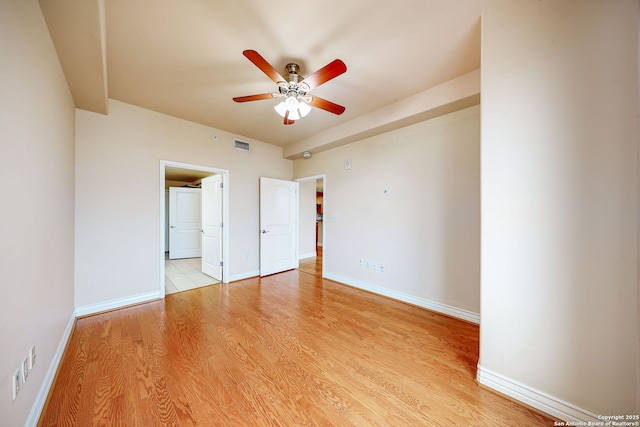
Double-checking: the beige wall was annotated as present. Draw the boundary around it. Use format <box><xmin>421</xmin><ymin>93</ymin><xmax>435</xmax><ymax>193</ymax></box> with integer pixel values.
<box><xmin>480</xmin><ymin>0</ymin><xmax>638</xmax><ymax>417</ymax></box>
<box><xmin>294</xmin><ymin>106</ymin><xmax>481</xmax><ymax>318</ymax></box>
<box><xmin>75</xmin><ymin>100</ymin><xmax>292</xmax><ymax>307</ymax></box>
<box><xmin>5</xmin><ymin>1</ymin><xmax>637</xmax><ymax>424</ymax></box>
<box><xmin>0</xmin><ymin>0</ymin><xmax>76</xmax><ymax>425</ymax></box>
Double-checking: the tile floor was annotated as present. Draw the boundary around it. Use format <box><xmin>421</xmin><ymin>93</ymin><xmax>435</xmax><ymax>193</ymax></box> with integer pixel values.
<box><xmin>165</xmin><ymin>254</ymin><xmax>219</xmax><ymax>295</ymax></box>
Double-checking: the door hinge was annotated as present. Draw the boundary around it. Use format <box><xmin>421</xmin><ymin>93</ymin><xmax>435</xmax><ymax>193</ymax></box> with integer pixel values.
<box><xmin>220</xmin><ymin>222</ymin><xmax>223</xmax><ymax>228</ymax></box>
<box><xmin>220</xmin><ymin>182</ymin><xmax>224</xmax><ymax>189</ymax></box>
<box><xmin>220</xmin><ymin>261</ymin><xmax>224</xmax><ymax>267</ymax></box>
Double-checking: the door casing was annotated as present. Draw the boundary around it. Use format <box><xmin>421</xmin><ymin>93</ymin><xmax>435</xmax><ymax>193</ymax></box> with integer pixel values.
<box><xmin>160</xmin><ymin>160</ymin><xmax>230</xmax><ymax>295</ymax></box>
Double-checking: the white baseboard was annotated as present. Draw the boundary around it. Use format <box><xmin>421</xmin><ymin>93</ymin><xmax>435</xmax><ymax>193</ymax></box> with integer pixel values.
<box><xmin>25</xmin><ymin>308</ymin><xmax>76</xmax><ymax>427</ymax></box>
<box><xmin>476</xmin><ymin>365</ymin><xmax>599</xmax><ymax>422</ymax></box>
<box><xmin>323</xmin><ymin>272</ymin><xmax>480</xmax><ymax>324</ymax></box>
<box><xmin>227</xmin><ymin>270</ymin><xmax>260</xmax><ymax>283</ymax></box>
<box><xmin>299</xmin><ymin>252</ymin><xmax>317</xmax><ymax>260</ymax></box>
<box><xmin>75</xmin><ymin>290</ymin><xmax>163</xmax><ymax>317</ymax></box>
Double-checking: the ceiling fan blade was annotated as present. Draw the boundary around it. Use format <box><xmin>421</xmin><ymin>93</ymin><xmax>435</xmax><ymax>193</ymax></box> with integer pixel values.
<box><xmin>299</xmin><ymin>59</ymin><xmax>347</xmax><ymax>91</ymax></box>
<box><xmin>243</xmin><ymin>50</ymin><xmax>286</xmax><ymax>84</ymax></box>
<box><xmin>309</xmin><ymin>96</ymin><xmax>346</xmax><ymax>115</ymax></box>
<box><xmin>233</xmin><ymin>93</ymin><xmax>275</xmax><ymax>103</ymax></box>
<box><xmin>284</xmin><ymin>111</ymin><xmax>295</xmax><ymax>125</ymax></box>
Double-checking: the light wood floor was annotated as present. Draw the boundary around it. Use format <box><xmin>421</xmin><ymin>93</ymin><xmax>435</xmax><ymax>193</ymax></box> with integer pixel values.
<box><xmin>298</xmin><ymin>246</ymin><xmax>322</xmax><ymax>277</ymax></box>
<box><xmin>39</xmin><ymin>271</ymin><xmax>558</xmax><ymax>426</ymax></box>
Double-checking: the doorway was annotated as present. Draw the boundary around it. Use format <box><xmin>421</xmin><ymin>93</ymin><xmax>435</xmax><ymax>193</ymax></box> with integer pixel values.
<box><xmin>295</xmin><ymin>174</ymin><xmax>325</xmax><ymax>278</ymax></box>
<box><xmin>160</xmin><ymin>160</ymin><xmax>230</xmax><ymax>296</ymax></box>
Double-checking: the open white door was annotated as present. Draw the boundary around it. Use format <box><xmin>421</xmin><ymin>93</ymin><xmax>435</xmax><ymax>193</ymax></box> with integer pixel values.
<box><xmin>169</xmin><ymin>187</ymin><xmax>202</xmax><ymax>259</ymax></box>
<box><xmin>201</xmin><ymin>175</ymin><xmax>223</xmax><ymax>281</ymax></box>
<box><xmin>260</xmin><ymin>177</ymin><xmax>299</xmax><ymax>276</ymax></box>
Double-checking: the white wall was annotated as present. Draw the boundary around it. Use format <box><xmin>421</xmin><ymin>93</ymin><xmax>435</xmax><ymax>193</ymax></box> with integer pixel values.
<box><xmin>0</xmin><ymin>0</ymin><xmax>76</xmax><ymax>425</ymax></box>
<box><xmin>294</xmin><ymin>106</ymin><xmax>481</xmax><ymax>320</ymax></box>
<box><xmin>298</xmin><ymin>179</ymin><xmax>318</xmax><ymax>258</ymax></box>
<box><xmin>75</xmin><ymin>100</ymin><xmax>292</xmax><ymax>307</ymax></box>
<box><xmin>480</xmin><ymin>0</ymin><xmax>638</xmax><ymax>418</ymax></box>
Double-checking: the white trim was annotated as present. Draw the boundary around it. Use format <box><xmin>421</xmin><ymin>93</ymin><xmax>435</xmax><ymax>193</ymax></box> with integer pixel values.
<box><xmin>75</xmin><ymin>290</ymin><xmax>162</xmax><ymax>317</ymax></box>
<box><xmin>323</xmin><ymin>272</ymin><xmax>480</xmax><ymax>324</ymax></box>
<box><xmin>476</xmin><ymin>365</ymin><xmax>599</xmax><ymax>422</ymax></box>
<box><xmin>299</xmin><ymin>252</ymin><xmax>317</xmax><ymax>260</ymax></box>
<box><xmin>25</xmin><ymin>309</ymin><xmax>76</xmax><ymax>427</ymax></box>
<box><xmin>227</xmin><ymin>270</ymin><xmax>260</xmax><ymax>283</ymax></box>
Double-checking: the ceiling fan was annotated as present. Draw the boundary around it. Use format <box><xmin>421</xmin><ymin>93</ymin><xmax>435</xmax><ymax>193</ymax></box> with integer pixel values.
<box><xmin>233</xmin><ymin>50</ymin><xmax>347</xmax><ymax>125</ymax></box>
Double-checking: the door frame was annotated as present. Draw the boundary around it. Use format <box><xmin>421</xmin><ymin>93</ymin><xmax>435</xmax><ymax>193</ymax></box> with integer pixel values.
<box><xmin>294</xmin><ymin>174</ymin><xmax>326</xmax><ymax>278</ymax></box>
<box><xmin>160</xmin><ymin>160</ymin><xmax>230</xmax><ymax>296</ymax></box>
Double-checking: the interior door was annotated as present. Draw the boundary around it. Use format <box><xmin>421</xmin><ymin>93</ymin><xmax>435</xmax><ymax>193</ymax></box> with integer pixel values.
<box><xmin>260</xmin><ymin>177</ymin><xmax>299</xmax><ymax>276</ymax></box>
<box><xmin>201</xmin><ymin>174</ymin><xmax>223</xmax><ymax>280</ymax></box>
<box><xmin>169</xmin><ymin>187</ymin><xmax>202</xmax><ymax>259</ymax></box>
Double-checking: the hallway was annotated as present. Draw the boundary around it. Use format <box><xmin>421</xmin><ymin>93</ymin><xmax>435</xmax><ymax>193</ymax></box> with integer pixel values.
<box><xmin>298</xmin><ymin>246</ymin><xmax>322</xmax><ymax>277</ymax></box>
<box><xmin>165</xmin><ymin>255</ymin><xmax>219</xmax><ymax>294</ymax></box>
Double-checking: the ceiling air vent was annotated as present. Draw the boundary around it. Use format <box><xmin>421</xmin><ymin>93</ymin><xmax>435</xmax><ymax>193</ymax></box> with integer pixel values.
<box><xmin>233</xmin><ymin>139</ymin><xmax>250</xmax><ymax>152</ymax></box>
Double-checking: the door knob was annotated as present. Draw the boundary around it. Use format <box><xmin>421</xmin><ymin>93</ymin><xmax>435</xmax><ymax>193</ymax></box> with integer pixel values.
<box><xmin>170</xmin><ymin>225</ymin><xmax>176</xmax><ymax>228</ymax></box>
<box><xmin>261</xmin><ymin>230</ymin><xmax>269</xmax><ymax>234</ymax></box>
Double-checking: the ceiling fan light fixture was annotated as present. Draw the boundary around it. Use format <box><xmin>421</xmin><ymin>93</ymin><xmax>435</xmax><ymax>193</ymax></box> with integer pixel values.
<box><xmin>288</xmin><ymin>109</ymin><xmax>301</xmax><ymax>120</ymax></box>
<box><xmin>274</xmin><ymin>101</ymin><xmax>287</xmax><ymax>117</ymax></box>
<box><xmin>298</xmin><ymin>101</ymin><xmax>311</xmax><ymax>117</ymax></box>
<box><xmin>274</xmin><ymin>96</ymin><xmax>310</xmax><ymax>121</ymax></box>
<box><xmin>284</xmin><ymin>96</ymin><xmax>299</xmax><ymax>112</ymax></box>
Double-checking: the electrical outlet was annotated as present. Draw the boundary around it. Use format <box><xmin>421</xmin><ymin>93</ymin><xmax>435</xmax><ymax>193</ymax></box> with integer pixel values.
<box><xmin>12</xmin><ymin>369</ymin><xmax>20</xmax><ymax>399</ymax></box>
<box><xmin>21</xmin><ymin>357</ymin><xmax>29</xmax><ymax>383</ymax></box>
<box><xmin>359</xmin><ymin>259</ymin><xmax>363</xmax><ymax>267</ymax></box>
<box><xmin>372</xmin><ymin>263</ymin><xmax>378</xmax><ymax>271</ymax></box>
<box><xmin>380</xmin><ymin>264</ymin><xmax>385</xmax><ymax>273</ymax></box>
<box><xmin>29</xmin><ymin>346</ymin><xmax>36</xmax><ymax>370</ymax></box>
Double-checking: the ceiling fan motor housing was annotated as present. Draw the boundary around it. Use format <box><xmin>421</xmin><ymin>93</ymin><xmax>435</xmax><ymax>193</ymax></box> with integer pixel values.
<box><xmin>279</xmin><ymin>63</ymin><xmax>307</xmax><ymax>99</ymax></box>
<box><xmin>285</xmin><ymin>63</ymin><xmax>301</xmax><ymax>83</ymax></box>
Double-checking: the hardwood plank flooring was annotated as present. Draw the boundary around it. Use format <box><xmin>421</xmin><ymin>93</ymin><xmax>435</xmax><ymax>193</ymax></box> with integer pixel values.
<box><xmin>39</xmin><ymin>271</ymin><xmax>559</xmax><ymax>426</ymax></box>
<box><xmin>298</xmin><ymin>246</ymin><xmax>322</xmax><ymax>277</ymax></box>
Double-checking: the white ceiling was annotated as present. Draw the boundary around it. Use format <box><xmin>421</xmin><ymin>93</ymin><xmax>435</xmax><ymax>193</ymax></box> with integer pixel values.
<box><xmin>40</xmin><ymin>0</ymin><xmax>499</xmax><ymax>157</ymax></box>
